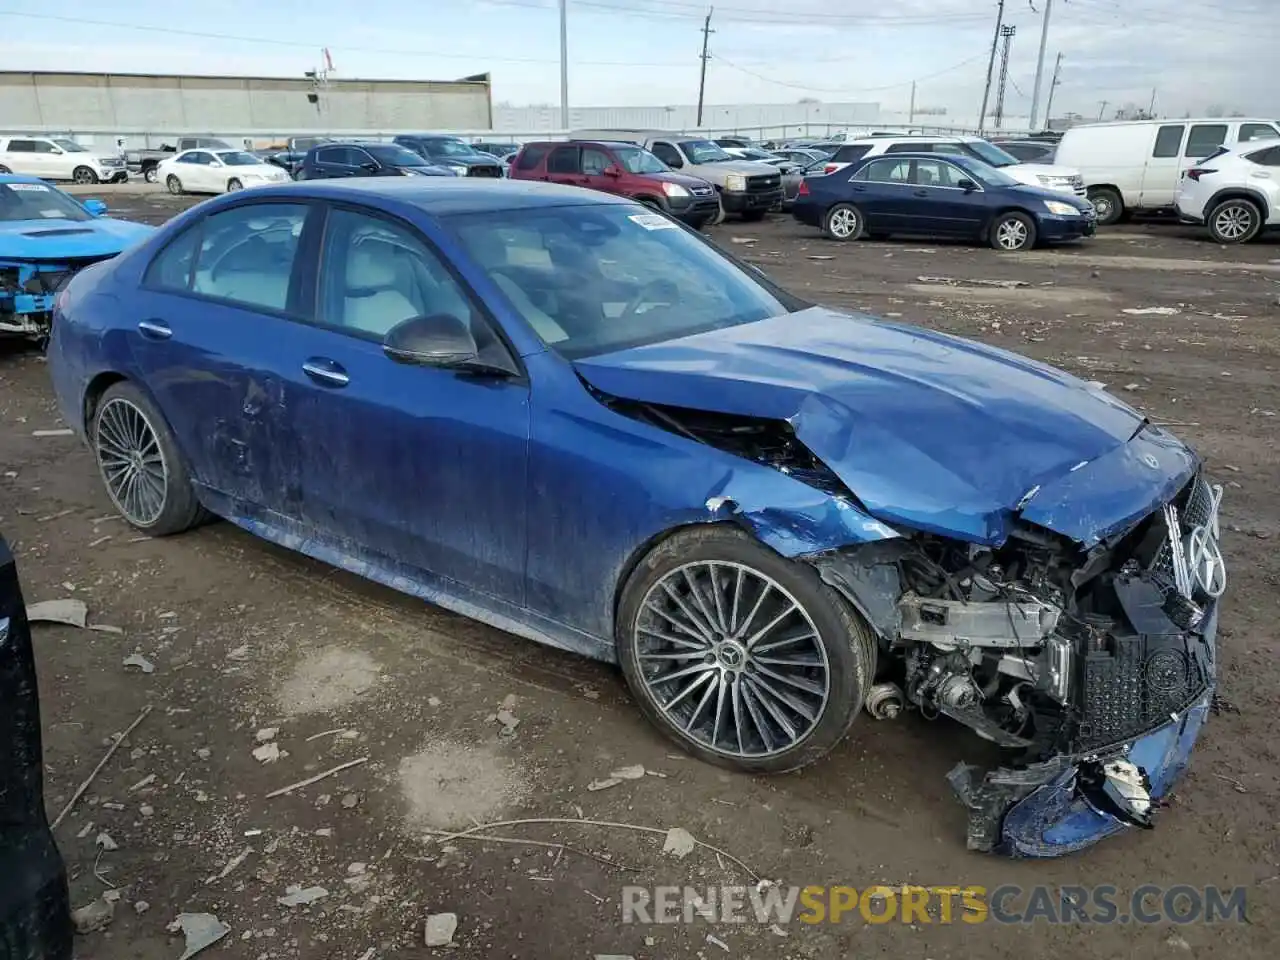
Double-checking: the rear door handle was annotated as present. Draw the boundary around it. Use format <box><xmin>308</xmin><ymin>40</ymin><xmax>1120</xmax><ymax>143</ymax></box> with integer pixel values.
<box><xmin>137</xmin><ymin>319</ymin><xmax>172</xmax><ymax>340</ymax></box>
<box><xmin>302</xmin><ymin>357</ymin><xmax>349</xmax><ymax>388</ymax></box>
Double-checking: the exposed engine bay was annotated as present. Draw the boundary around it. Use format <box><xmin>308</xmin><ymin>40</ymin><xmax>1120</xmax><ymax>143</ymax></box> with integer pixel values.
<box><xmin>604</xmin><ymin>395</ymin><xmax>1226</xmax><ymax>855</ymax></box>
<box><xmin>0</xmin><ymin>257</ymin><xmax>105</xmax><ymax>337</ymax></box>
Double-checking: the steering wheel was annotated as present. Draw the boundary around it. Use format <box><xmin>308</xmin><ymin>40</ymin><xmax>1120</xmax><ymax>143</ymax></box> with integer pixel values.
<box><xmin>619</xmin><ymin>278</ymin><xmax>680</xmax><ymax>321</ymax></box>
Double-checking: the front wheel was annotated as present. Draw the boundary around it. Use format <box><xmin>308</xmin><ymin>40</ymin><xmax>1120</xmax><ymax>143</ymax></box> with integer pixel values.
<box><xmin>143</xmin><ymin>166</ymin><xmax>158</xmax><ymax>184</ymax></box>
<box><xmin>1206</xmin><ymin>198</ymin><xmax>1262</xmax><ymax>244</ymax></box>
<box><xmin>92</xmin><ymin>382</ymin><xmax>206</xmax><ymax>535</ymax></box>
<box><xmin>226</xmin><ymin>178</ymin><xmax>244</xmax><ymax>192</ymax></box>
<box><xmin>72</xmin><ymin>166</ymin><xmax>99</xmax><ymax>185</ymax></box>
<box><xmin>0</xmin><ymin>164</ymin><xmax>11</xmax><ymax>174</ymax></box>
<box><xmin>990</xmin><ymin>211</ymin><xmax>1037</xmax><ymax>251</ymax></box>
<box><xmin>822</xmin><ymin>202</ymin><xmax>863</xmax><ymax>241</ymax></box>
<box><xmin>1088</xmin><ymin>186</ymin><xmax>1124</xmax><ymax>226</ymax></box>
<box><xmin>166</xmin><ymin>175</ymin><xmax>183</xmax><ymax>195</ymax></box>
<box><xmin>616</xmin><ymin>526</ymin><xmax>874</xmax><ymax>773</ymax></box>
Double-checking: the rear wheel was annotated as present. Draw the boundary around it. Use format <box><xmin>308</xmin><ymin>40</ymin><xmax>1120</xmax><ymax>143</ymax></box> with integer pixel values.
<box><xmin>616</xmin><ymin>526</ymin><xmax>874</xmax><ymax>773</ymax></box>
<box><xmin>72</xmin><ymin>166</ymin><xmax>99</xmax><ymax>185</ymax></box>
<box><xmin>1206</xmin><ymin>197</ymin><xmax>1262</xmax><ymax>244</ymax></box>
<box><xmin>166</xmin><ymin>175</ymin><xmax>183</xmax><ymax>195</ymax></box>
<box><xmin>822</xmin><ymin>202</ymin><xmax>863</xmax><ymax>241</ymax></box>
<box><xmin>226</xmin><ymin>178</ymin><xmax>244</xmax><ymax>192</ymax></box>
<box><xmin>92</xmin><ymin>382</ymin><xmax>206</xmax><ymax>536</ymax></box>
<box><xmin>143</xmin><ymin>165</ymin><xmax>159</xmax><ymax>184</ymax></box>
<box><xmin>1088</xmin><ymin>186</ymin><xmax>1124</xmax><ymax>226</ymax></box>
<box><xmin>990</xmin><ymin>211</ymin><xmax>1037</xmax><ymax>251</ymax></box>
<box><xmin>0</xmin><ymin>164</ymin><xmax>10</xmax><ymax>174</ymax></box>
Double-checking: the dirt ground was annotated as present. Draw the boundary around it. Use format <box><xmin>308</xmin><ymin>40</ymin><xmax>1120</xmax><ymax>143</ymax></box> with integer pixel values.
<box><xmin>3</xmin><ymin>186</ymin><xmax>1279</xmax><ymax>959</ymax></box>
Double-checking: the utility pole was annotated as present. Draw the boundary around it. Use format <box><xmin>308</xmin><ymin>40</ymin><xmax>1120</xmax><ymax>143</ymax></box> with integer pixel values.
<box><xmin>909</xmin><ymin>81</ymin><xmax>916</xmax><ymax>125</ymax></box>
<box><xmin>1043</xmin><ymin>52</ymin><xmax>1063</xmax><ymax>127</ymax></box>
<box><xmin>1097</xmin><ymin>100</ymin><xmax>1109</xmax><ymax>120</ymax></box>
<box><xmin>1028</xmin><ymin>0</ymin><xmax>1054</xmax><ymax>130</ymax></box>
<box><xmin>559</xmin><ymin>0</ymin><xmax>569</xmax><ymax>129</ymax></box>
<box><xmin>1147</xmin><ymin>87</ymin><xmax>1157</xmax><ymax>117</ymax></box>
<box><xmin>993</xmin><ymin>25</ymin><xmax>1016</xmax><ymax>130</ymax></box>
<box><xmin>978</xmin><ymin>0</ymin><xmax>1006</xmax><ymax>135</ymax></box>
<box><xmin>696</xmin><ymin>7</ymin><xmax>714</xmax><ymax>128</ymax></box>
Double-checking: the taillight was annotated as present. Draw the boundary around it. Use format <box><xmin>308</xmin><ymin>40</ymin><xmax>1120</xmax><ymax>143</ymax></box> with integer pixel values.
<box><xmin>823</xmin><ymin>164</ymin><xmax>838</xmax><ymax>175</ymax></box>
<box><xmin>797</xmin><ymin>179</ymin><xmax>810</xmax><ymax>196</ymax></box>
<box><xmin>1186</xmin><ymin>168</ymin><xmax>1217</xmax><ymax>181</ymax></box>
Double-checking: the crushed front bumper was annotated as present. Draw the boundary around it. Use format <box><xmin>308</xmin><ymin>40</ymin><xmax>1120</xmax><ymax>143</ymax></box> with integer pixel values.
<box><xmin>951</xmin><ymin>604</ymin><xmax>1217</xmax><ymax>858</ymax></box>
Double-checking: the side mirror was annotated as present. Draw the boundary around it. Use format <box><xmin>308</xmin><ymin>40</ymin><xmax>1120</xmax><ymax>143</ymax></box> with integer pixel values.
<box><xmin>957</xmin><ymin>178</ymin><xmax>978</xmax><ymax>192</ymax></box>
<box><xmin>384</xmin><ymin>314</ymin><xmax>479</xmax><ymax>368</ymax></box>
<box><xmin>209</xmin><ymin>160</ymin><xmax>224</xmax><ymax>168</ymax></box>
<box><xmin>361</xmin><ymin>161</ymin><xmax>379</xmax><ymax>172</ymax></box>
<box><xmin>82</xmin><ymin>198</ymin><xmax>108</xmax><ymax>216</ymax></box>
<box><xmin>603</xmin><ymin>164</ymin><xmax>623</xmax><ymax>177</ymax></box>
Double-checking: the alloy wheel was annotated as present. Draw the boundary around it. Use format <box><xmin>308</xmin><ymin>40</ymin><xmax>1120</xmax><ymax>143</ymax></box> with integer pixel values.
<box><xmin>73</xmin><ymin>167</ymin><xmax>96</xmax><ymax>185</ymax></box>
<box><xmin>996</xmin><ymin>218</ymin><xmax>1030</xmax><ymax>250</ymax></box>
<box><xmin>631</xmin><ymin>561</ymin><xmax>831</xmax><ymax>760</ymax></box>
<box><xmin>827</xmin><ymin>207</ymin><xmax>859</xmax><ymax>239</ymax></box>
<box><xmin>96</xmin><ymin>397</ymin><xmax>169</xmax><ymax>527</ymax></box>
<box><xmin>1212</xmin><ymin>203</ymin><xmax>1254</xmax><ymax>242</ymax></box>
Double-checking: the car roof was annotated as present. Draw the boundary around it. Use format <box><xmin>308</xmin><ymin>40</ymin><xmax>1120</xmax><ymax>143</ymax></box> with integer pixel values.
<box><xmin>847</xmin><ymin>135</ymin><xmax>971</xmax><ymax>145</ymax></box>
<box><xmin>564</xmin><ymin>140</ymin><xmax>639</xmax><ymax>148</ymax></box>
<box><xmin>849</xmin><ymin>152</ymin><xmax>985</xmax><ymax>167</ymax></box>
<box><xmin>243</xmin><ymin>177</ymin><xmax>632</xmax><ymax>215</ymax></box>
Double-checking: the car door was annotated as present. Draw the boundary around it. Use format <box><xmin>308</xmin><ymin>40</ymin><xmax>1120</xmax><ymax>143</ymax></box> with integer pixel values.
<box><xmin>648</xmin><ymin>141</ymin><xmax>686</xmax><ymax>171</ymax></box>
<box><xmin>31</xmin><ymin>140</ymin><xmax>68</xmax><ymax>179</ymax></box>
<box><xmin>180</xmin><ymin>151</ymin><xmax>217</xmax><ymax>192</ymax></box>
<box><xmin>278</xmin><ymin>204</ymin><xmax>530</xmax><ymax>603</ymax></box>
<box><xmin>545</xmin><ymin>145</ymin><xmax>587</xmax><ymax>187</ymax></box>
<box><xmin>850</xmin><ymin>157</ymin><xmax>915</xmax><ymax>232</ymax></box>
<box><xmin>1138</xmin><ymin>123</ymin><xmax>1186</xmax><ymax>208</ymax></box>
<box><xmin>128</xmin><ymin>200</ymin><xmax>316</xmax><ymax>518</ymax></box>
<box><xmin>348</xmin><ymin>147</ymin><xmax>385</xmax><ymax>178</ymax></box>
<box><xmin>910</xmin><ymin>159</ymin><xmax>988</xmax><ymax>236</ymax></box>
<box><xmin>578</xmin><ymin>146</ymin><xmax>617</xmax><ymax>194</ymax></box>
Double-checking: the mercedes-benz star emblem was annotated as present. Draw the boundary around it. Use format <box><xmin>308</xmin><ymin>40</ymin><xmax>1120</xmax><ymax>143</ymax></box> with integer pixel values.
<box><xmin>1142</xmin><ymin>453</ymin><xmax>1160</xmax><ymax>470</ymax></box>
<box><xmin>1185</xmin><ymin>526</ymin><xmax>1227</xmax><ymax>598</ymax></box>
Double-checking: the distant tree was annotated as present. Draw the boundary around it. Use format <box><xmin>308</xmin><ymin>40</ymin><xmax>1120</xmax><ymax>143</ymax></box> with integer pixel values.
<box><xmin>1206</xmin><ymin>104</ymin><xmax>1225</xmax><ymax>117</ymax></box>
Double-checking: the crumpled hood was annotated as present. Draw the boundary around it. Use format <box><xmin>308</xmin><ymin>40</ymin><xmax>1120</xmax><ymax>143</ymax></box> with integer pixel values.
<box><xmin>0</xmin><ymin>217</ymin><xmax>155</xmax><ymax>260</ymax></box>
<box><xmin>575</xmin><ymin>307</ymin><xmax>1196</xmax><ymax>546</ymax></box>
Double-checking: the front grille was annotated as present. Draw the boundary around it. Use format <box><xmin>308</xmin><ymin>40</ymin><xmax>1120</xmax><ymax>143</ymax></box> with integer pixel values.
<box><xmin>747</xmin><ymin>174</ymin><xmax>781</xmax><ymax>192</ymax></box>
<box><xmin>691</xmin><ymin>185</ymin><xmax>714</xmax><ymax>197</ymax></box>
<box><xmin>467</xmin><ymin>165</ymin><xmax>503</xmax><ymax>178</ymax></box>
<box><xmin>1151</xmin><ymin>475</ymin><xmax>1214</xmax><ymax>582</ymax></box>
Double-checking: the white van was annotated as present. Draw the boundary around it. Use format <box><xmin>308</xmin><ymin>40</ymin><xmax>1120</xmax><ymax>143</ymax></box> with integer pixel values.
<box><xmin>1055</xmin><ymin>118</ymin><xmax>1280</xmax><ymax>224</ymax></box>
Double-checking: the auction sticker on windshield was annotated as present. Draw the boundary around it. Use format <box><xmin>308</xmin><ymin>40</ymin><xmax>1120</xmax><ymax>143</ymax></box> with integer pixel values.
<box><xmin>629</xmin><ymin>213</ymin><xmax>677</xmax><ymax>230</ymax></box>
<box><xmin>6</xmin><ymin>183</ymin><xmax>50</xmax><ymax>192</ymax></box>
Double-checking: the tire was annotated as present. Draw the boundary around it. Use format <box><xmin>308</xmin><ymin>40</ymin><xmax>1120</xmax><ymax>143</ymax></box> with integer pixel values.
<box><xmin>822</xmin><ymin>202</ymin><xmax>863</xmax><ymax>241</ymax></box>
<box><xmin>72</xmin><ymin>166</ymin><xmax>99</xmax><ymax>185</ymax></box>
<box><xmin>226</xmin><ymin>178</ymin><xmax>244</xmax><ymax>192</ymax></box>
<box><xmin>616</xmin><ymin>525</ymin><xmax>875</xmax><ymax>774</ymax></box>
<box><xmin>91</xmin><ymin>381</ymin><xmax>207</xmax><ymax>536</ymax></box>
<box><xmin>1088</xmin><ymin>186</ymin><xmax>1124</xmax><ymax>226</ymax></box>
<box><xmin>1206</xmin><ymin>197</ymin><xmax>1262</xmax><ymax>244</ymax></box>
<box><xmin>0</xmin><ymin>164</ymin><xmax>10</xmax><ymax>174</ymax></box>
<box><xmin>990</xmin><ymin>211</ymin><xmax>1037</xmax><ymax>251</ymax></box>
<box><xmin>166</xmin><ymin>175</ymin><xmax>184</xmax><ymax>196</ymax></box>
<box><xmin>741</xmin><ymin>209</ymin><xmax>767</xmax><ymax>222</ymax></box>
<box><xmin>143</xmin><ymin>166</ymin><xmax>158</xmax><ymax>184</ymax></box>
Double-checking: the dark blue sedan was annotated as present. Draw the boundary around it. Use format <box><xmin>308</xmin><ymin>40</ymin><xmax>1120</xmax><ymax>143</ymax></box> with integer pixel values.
<box><xmin>793</xmin><ymin>152</ymin><xmax>1096</xmax><ymax>250</ymax></box>
<box><xmin>46</xmin><ymin>179</ymin><xmax>1223</xmax><ymax>857</ymax></box>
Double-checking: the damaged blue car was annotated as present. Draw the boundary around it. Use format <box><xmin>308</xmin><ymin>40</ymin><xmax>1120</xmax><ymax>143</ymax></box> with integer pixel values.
<box><xmin>1</xmin><ymin>174</ymin><xmax>154</xmax><ymax>338</ymax></box>
<box><xmin>44</xmin><ymin>179</ymin><xmax>1227</xmax><ymax>857</ymax></box>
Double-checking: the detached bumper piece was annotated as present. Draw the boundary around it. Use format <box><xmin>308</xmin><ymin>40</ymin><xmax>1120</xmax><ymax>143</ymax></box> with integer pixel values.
<box><xmin>1</xmin><ymin>257</ymin><xmax>107</xmax><ymax>336</ymax></box>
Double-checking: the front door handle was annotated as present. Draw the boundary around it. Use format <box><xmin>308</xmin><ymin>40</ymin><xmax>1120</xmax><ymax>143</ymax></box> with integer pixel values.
<box><xmin>137</xmin><ymin>319</ymin><xmax>172</xmax><ymax>340</ymax></box>
<box><xmin>913</xmin><ymin>189</ymin><xmax>929</xmax><ymax>197</ymax></box>
<box><xmin>302</xmin><ymin>357</ymin><xmax>349</xmax><ymax>388</ymax></box>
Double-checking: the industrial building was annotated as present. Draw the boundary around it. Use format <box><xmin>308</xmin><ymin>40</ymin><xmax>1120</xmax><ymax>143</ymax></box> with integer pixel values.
<box><xmin>0</xmin><ymin>70</ymin><xmax>493</xmax><ymax>148</ymax></box>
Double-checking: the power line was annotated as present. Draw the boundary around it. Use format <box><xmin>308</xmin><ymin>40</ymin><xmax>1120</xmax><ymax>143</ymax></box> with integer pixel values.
<box><xmin>483</xmin><ymin>0</ymin><xmax>995</xmax><ymax>26</ymax></box>
<box><xmin>715</xmin><ymin>52</ymin><xmax>989</xmax><ymax>96</ymax></box>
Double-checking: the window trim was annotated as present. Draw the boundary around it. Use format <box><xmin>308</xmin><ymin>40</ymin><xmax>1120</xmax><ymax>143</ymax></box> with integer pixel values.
<box><xmin>139</xmin><ymin>198</ymin><xmax>318</xmax><ymax>322</ymax></box>
<box><xmin>312</xmin><ymin>200</ymin><xmax>527</xmax><ymax>379</ymax></box>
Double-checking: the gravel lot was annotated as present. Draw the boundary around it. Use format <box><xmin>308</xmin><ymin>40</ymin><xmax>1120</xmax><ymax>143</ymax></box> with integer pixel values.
<box><xmin>3</xmin><ymin>187</ymin><xmax>1279</xmax><ymax>959</ymax></box>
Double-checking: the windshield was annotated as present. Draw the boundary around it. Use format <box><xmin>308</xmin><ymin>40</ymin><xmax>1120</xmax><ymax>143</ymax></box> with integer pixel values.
<box><xmin>52</xmin><ymin>139</ymin><xmax>89</xmax><ymax>153</ymax></box>
<box><xmin>0</xmin><ymin>181</ymin><xmax>91</xmax><ymax>222</ymax></box>
<box><xmin>965</xmin><ymin>159</ymin><xmax>1020</xmax><ymax>187</ymax></box>
<box><xmin>446</xmin><ymin>205</ymin><xmax>796</xmax><ymax>359</ymax></box>
<box><xmin>739</xmin><ymin>148</ymin><xmax>776</xmax><ymax>161</ymax></box>
<box><xmin>426</xmin><ymin>138</ymin><xmax>481</xmax><ymax>158</ymax></box>
<box><xmin>367</xmin><ymin>143</ymin><xmax>430</xmax><ymax>166</ymax></box>
<box><xmin>964</xmin><ymin>140</ymin><xmax>1020</xmax><ymax>168</ymax></box>
<box><xmin>215</xmin><ymin>151</ymin><xmax>263</xmax><ymax>166</ymax></box>
<box><xmin>615</xmin><ymin>146</ymin><xmax>668</xmax><ymax>174</ymax></box>
<box><xmin>680</xmin><ymin>139</ymin><xmax>733</xmax><ymax>163</ymax></box>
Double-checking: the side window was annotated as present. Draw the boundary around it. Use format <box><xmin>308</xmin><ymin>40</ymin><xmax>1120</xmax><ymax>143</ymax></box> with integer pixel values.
<box><xmin>1185</xmin><ymin>124</ymin><xmax>1228</xmax><ymax>158</ymax></box>
<box><xmin>189</xmin><ymin>203</ymin><xmax>309</xmax><ymax>312</ymax></box>
<box><xmin>1246</xmin><ymin>145</ymin><xmax>1280</xmax><ymax>166</ymax></box>
<box><xmin>884</xmin><ymin>142</ymin><xmax>919</xmax><ymax>154</ymax></box>
<box><xmin>547</xmin><ymin>147</ymin><xmax>581</xmax><ymax>174</ymax></box>
<box><xmin>1239</xmin><ymin>122</ymin><xmax>1280</xmax><ymax>143</ymax></box>
<box><xmin>144</xmin><ymin>226</ymin><xmax>202</xmax><ymax>291</ymax></box>
<box><xmin>350</xmin><ymin>149</ymin><xmax>375</xmax><ymax>168</ymax></box>
<box><xmin>515</xmin><ymin>144</ymin><xmax>550</xmax><ymax>171</ymax></box>
<box><xmin>917</xmin><ymin>161</ymin><xmax>969</xmax><ymax>188</ymax></box>
<box><xmin>6</xmin><ymin>139</ymin><xmax>35</xmax><ymax>153</ymax></box>
<box><xmin>862</xmin><ymin>158</ymin><xmax>912</xmax><ymax>183</ymax></box>
<box><xmin>33</xmin><ymin>140</ymin><xmax>57</xmax><ymax>154</ymax></box>
<box><xmin>650</xmin><ymin>142</ymin><xmax>682</xmax><ymax>168</ymax></box>
<box><xmin>1152</xmin><ymin>125</ymin><xmax>1185</xmax><ymax>157</ymax></box>
<box><xmin>314</xmin><ymin>147</ymin><xmax>338</xmax><ymax>164</ymax></box>
<box><xmin>581</xmin><ymin>148</ymin><xmax>612</xmax><ymax>175</ymax></box>
<box><xmin>834</xmin><ymin>144</ymin><xmax>871</xmax><ymax>164</ymax></box>
<box><xmin>318</xmin><ymin>208</ymin><xmax>475</xmax><ymax>340</ymax></box>
<box><xmin>189</xmin><ymin>152</ymin><xmax>213</xmax><ymax>165</ymax></box>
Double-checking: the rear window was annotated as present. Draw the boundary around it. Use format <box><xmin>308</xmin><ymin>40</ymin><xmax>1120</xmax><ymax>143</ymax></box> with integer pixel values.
<box><xmin>515</xmin><ymin>144</ymin><xmax>551</xmax><ymax>171</ymax></box>
<box><xmin>1238</xmin><ymin>122</ymin><xmax>1280</xmax><ymax>143</ymax></box>
<box><xmin>833</xmin><ymin>144</ymin><xmax>871</xmax><ymax>163</ymax></box>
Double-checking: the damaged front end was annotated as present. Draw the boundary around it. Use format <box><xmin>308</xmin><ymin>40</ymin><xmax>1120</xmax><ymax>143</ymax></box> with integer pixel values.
<box><xmin>815</xmin><ymin>473</ymin><xmax>1225</xmax><ymax>857</ymax></box>
<box><xmin>0</xmin><ymin>257</ymin><xmax>105</xmax><ymax>339</ymax></box>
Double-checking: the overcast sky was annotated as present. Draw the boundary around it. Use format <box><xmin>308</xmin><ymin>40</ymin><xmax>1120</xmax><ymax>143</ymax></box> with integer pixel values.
<box><xmin>0</xmin><ymin>1</ymin><xmax>1273</xmax><ymax>119</ymax></box>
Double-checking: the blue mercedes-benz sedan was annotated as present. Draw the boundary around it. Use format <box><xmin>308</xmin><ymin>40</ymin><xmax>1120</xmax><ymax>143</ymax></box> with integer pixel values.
<box><xmin>792</xmin><ymin>152</ymin><xmax>1097</xmax><ymax>250</ymax></box>
<box><xmin>46</xmin><ymin>178</ymin><xmax>1224</xmax><ymax>857</ymax></box>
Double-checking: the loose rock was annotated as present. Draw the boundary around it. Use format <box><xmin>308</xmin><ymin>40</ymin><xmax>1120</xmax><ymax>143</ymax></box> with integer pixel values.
<box><xmin>425</xmin><ymin>912</ymin><xmax>458</xmax><ymax>948</ymax></box>
<box><xmin>71</xmin><ymin>898</ymin><xmax>115</xmax><ymax>934</ymax></box>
